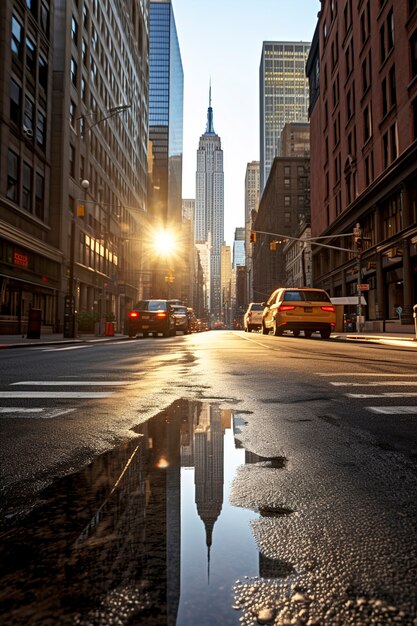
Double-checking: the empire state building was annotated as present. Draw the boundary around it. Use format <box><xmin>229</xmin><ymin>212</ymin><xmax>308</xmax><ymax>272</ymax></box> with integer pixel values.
<box><xmin>195</xmin><ymin>89</ymin><xmax>224</xmax><ymax>318</ymax></box>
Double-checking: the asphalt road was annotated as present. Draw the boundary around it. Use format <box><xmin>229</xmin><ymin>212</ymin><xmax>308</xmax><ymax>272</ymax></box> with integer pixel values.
<box><xmin>0</xmin><ymin>331</ymin><xmax>416</xmax><ymax>625</ymax></box>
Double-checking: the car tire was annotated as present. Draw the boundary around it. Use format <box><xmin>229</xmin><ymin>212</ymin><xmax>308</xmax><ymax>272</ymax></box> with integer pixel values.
<box><xmin>320</xmin><ymin>328</ymin><xmax>331</xmax><ymax>339</ymax></box>
<box><xmin>152</xmin><ymin>332</ymin><xmax>158</xmax><ymax>338</ymax></box>
<box><xmin>143</xmin><ymin>332</ymin><xmax>148</xmax><ymax>338</ymax></box>
<box><xmin>304</xmin><ymin>330</ymin><xmax>312</xmax><ymax>338</ymax></box>
<box><xmin>293</xmin><ymin>330</ymin><xmax>300</xmax><ymax>337</ymax></box>
<box><xmin>262</xmin><ymin>323</ymin><xmax>269</xmax><ymax>335</ymax></box>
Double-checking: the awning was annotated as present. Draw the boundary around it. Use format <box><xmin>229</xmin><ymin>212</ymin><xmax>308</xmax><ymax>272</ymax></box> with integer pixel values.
<box><xmin>331</xmin><ymin>296</ymin><xmax>367</xmax><ymax>306</ymax></box>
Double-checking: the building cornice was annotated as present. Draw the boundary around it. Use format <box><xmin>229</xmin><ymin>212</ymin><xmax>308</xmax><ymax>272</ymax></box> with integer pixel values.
<box><xmin>0</xmin><ymin>220</ymin><xmax>63</xmax><ymax>264</ymax></box>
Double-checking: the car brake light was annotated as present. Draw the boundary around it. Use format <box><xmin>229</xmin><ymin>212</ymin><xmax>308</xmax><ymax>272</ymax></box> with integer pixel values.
<box><xmin>129</xmin><ymin>311</ymin><xmax>139</xmax><ymax>319</ymax></box>
<box><xmin>321</xmin><ymin>305</ymin><xmax>335</xmax><ymax>312</ymax></box>
<box><xmin>278</xmin><ymin>304</ymin><xmax>295</xmax><ymax>312</ymax></box>
<box><xmin>156</xmin><ymin>311</ymin><xmax>167</xmax><ymax>318</ymax></box>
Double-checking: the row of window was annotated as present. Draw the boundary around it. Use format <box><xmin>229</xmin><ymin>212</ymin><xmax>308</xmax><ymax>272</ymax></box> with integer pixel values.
<box><xmin>11</xmin><ymin>15</ymin><xmax>48</xmax><ymax>91</ymax></box>
<box><xmin>6</xmin><ymin>149</ymin><xmax>45</xmax><ymax>220</ymax></box>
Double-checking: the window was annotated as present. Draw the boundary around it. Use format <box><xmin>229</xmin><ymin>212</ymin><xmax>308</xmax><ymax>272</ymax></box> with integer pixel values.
<box><xmin>382</xmin><ymin>131</ymin><xmax>389</xmax><ymax>168</ymax></box>
<box><xmin>22</xmin><ymin>162</ymin><xmax>33</xmax><ymax>212</ymax></box>
<box><xmin>70</xmin><ymin>57</ymin><xmax>77</xmax><ymax>86</ymax></box>
<box><xmin>364</xmin><ymin>151</ymin><xmax>374</xmax><ymax>186</ymax></box>
<box><xmin>35</xmin><ymin>173</ymin><xmax>44</xmax><ymax>219</ymax></box>
<box><xmin>23</xmin><ymin>96</ymin><xmax>34</xmax><ymax>132</ymax></box>
<box><xmin>413</xmin><ymin>96</ymin><xmax>417</xmax><ymax>139</ymax></box>
<box><xmin>70</xmin><ymin>100</ymin><xmax>76</xmax><ymax>128</ymax></box>
<box><xmin>284</xmin><ymin>212</ymin><xmax>291</xmax><ymax>226</ymax></box>
<box><xmin>380</xmin><ymin>23</ymin><xmax>386</xmax><ymax>64</ymax></box>
<box><xmin>71</xmin><ymin>16</ymin><xmax>78</xmax><ymax>45</ymax></box>
<box><xmin>363</xmin><ymin>104</ymin><xmax>372</xmax><ymax>141</ymax></box>
<box><xmin>387</xmin><ymin>9</ymin><xmax>394</xmax><ymax>53</ymax></box>
<box><xmin>390</xmin><ymin>122</ymin><xmax>398</xmax><ymax>162</ymax></box>
<box><xmin>26</xmin><ymin>37</ymin><xmax>37</xmax><ymax>77</ymax></box>
<box><xmin>11</xmin><ymin>16</ymin><xmax>23</xmax><ymax>59</ymax></box>
<box><xmin>26</xmin><ymin>0</ymin><xmax>38</xmax><ymax>18</ymax></box>
<box><xmin>382</xmin><ymin>77</ymin><xmax>388</xmax><ymax>116</ymax></box>
<box><xmin>7</xmin><ymin>150</ymin><xmax>19</xmax><ymax>202</ymax></box>
<box><xmin>333</xmin><ymin>113</ymin><xmax>340</xmax><ymax>145</ymax></box>
<box><xmin>69</xmin><ymin>144</ymin><xmax>75</xmax><ymax>178</ymax></box>
<box><xmin>284</xmin><ymin>166</ymin><xmax>290</xmax><ymax>177</ymax></box>
<box><xmin>284</xmin><ymin>196</ymin><xmax>290</xmax><ymax>207</ymax></box>
<box><xmin>410</xmin><ymin>30</ymin><xmax>417</xmax><ymax>79</ymax></box>
<box><xmin>40</xmin><ymin>1</ymin><xmax>49</xmax><ymax>36</ymax></box>
<box><xmin>410</xmin><ymin>0</ymin><xmax>417</xmax><ymax>16</ymax></box>
<box><xmin>389</xmin><ymin>65</ymin><xmax>396</xmax><ymax>108</ymax></box>
<box><xmin>81</xmin><ymin>77</ymin><xmax>87</xmax><ymax>102</ymax></box>
<box><xmin>36</xmin><ymin>111</ymin><xmax>46</xmax><ymax>149</ymax></box>
<box><xmin>346</xmin><ymin>83</ymin><xmax>355</xmax><ymax>120</ymax></box>
<box><xmin>82</xmin><ymin>38</ymin><xmax>87</xmax><ymax>65</ymax></box>
<box><xmin>10</xmin><ymin>79</ymin><xmax>21</xmax><ymax>125</ymax></box>
<box><xmin>38</xmin><ymin>54</ymin><xmax>48</xmax><ymax>91</ymax></box>
<box><xmin>284</xmin><ymin>177</ymin><xmax>290</xmax><ymax>188</ymax></box>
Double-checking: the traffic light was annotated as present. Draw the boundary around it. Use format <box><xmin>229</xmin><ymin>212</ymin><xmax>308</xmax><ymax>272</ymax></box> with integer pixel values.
<box><xmin>77</xmin><ymin>202</ymin><xmax>85</xmax><ymax>217</ymax></box>
<box><xmin>250</xmin><ymin>231</ymin><xmax>257</xmax><ymax>243</ymax></box>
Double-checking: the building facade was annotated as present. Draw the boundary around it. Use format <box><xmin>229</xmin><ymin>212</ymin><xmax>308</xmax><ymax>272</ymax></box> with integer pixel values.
<box><xmin>244</xmin><ymin>161</ymin><xmax>259</xmax><ymax>302</ymax></box>
<box><xmin>280</xmin><ymin>122</ymin><xmax>310</xmax><ymax>158</ymax></box>
<box><xmin>307</xmin><ymin>0</ymin><xmax>417</xmax><ymax>325</ymax></box>
<box><xmin>259</xmin><ymin>41</ymin><xmax>311</xmax><ymax>192</ymax></box>
<box><xmin>0</xmin><ymin>0</ymin><xmax>149</xmax><ymax>335</ymax></box>
<box><xmin>195</xmin><ymin>90</ymin><xmax>224</xmax><ymax>319</ymax></box>
<box><xmin>252</xmin><ymin>156</ymin><xmax>311</xmax><ymax>302</ymax></box>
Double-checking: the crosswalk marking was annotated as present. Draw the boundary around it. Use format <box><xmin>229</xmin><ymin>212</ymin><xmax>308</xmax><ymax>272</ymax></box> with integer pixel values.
<box><xmin>331</xmin><ymin>381</ymin><xmax>417</xmax><ymax>387</ymax></box>
<box><xmin>0</xmin><ymin>391</ymin><xmax>112</xmax><ymax>398</ymax></box>
<box><xmin>368</xmin><ymin>406</ymin><xmax>417</xmax><ymax>415</ymax></box>
<box><xmin>11</xmin><ymin>381</ymin><xmax>133</xmax><ymax>386</ymax></box>
<box><xmin>0</xmin><ymin>408</ymin><xmax>75</xmax><ymax>419</ymax></box>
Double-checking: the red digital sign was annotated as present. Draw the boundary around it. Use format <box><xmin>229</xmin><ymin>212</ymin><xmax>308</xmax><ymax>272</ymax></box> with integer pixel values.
<box><xmin>14</xmin><ymin>251</ymin><xmax>29</xmax><ymax>267</ymax></box>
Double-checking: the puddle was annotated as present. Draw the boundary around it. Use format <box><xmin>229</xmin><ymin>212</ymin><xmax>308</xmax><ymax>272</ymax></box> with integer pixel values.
<box><xmin>0</xmin><ymin>400</ymin><xmax>291</xmax><ymax>626</ymax></box>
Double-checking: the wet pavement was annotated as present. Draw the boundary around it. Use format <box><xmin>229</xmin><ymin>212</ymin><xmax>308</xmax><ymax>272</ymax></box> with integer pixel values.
<box><xmin>1</xmin><ymin>395</ymin><xmax>417</xmax><ymax>625</ymax></box>
<box><xmin>0</xmin><ymin>400</ymin><xmax>266</xmax><ymax>625</ymax></box>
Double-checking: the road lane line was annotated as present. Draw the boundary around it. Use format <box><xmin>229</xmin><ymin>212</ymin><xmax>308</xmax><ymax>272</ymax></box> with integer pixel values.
<box><xmin>347</xmin><ymin>393</ymin><xmax>417</xmax><ymax>398</ymax></box>
<box><xmin>11</xmin><ymin>381</ymin><xmax>133</xmax><ymax>386</ymax></box>
<box><xmin>0</xmin><ymin>392</ymin><xmax>113</xmax><ymax>398</ymax></box>
<box><xmin>367</xmin><ymin>406</ymin><xmax>417</xmax><ymax>414</ymax></box>
<box><xmin>331</xmin><ymin>381</ymin><xmax>417</xmax><ymax>387</ymax></box>
<box><xmin>40</xmin><ymin>345</ymin><xmax>92</xmax><ymax>351</ymax></box>
<box><xmin>319</xmin><ymin>373</ymin><xmax>417</xmax><ymax>377</ymax></box>
<box><xmin>0</xmin><ymin>408</ymin><xmax>76</xmax><ymax>418</ymax></box>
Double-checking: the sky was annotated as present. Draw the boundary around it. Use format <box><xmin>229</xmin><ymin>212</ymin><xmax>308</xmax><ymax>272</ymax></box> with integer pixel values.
<box><xmin>172</xmin><ymin>0</ymin><xmax>320</xmax><ymax>246</ymax></box>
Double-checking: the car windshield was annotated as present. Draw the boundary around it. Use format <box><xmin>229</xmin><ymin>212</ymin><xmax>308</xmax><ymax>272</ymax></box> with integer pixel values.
<box><xmin>250</xmin><ymin>304</ymin><xmax>264</xmax><ymax>311</ymax></box>
<box><xmin>172</xmin><ymin>306</ymin><xmax>187</xmax><ymax>314</ymax></box>
<box><xmin>283</xmin><ymin>290</ymin><xmax>330</xmax><ymax>302</ymax></box>
<box><xmin>135</xmin><ymin>300</ymin><xmax>167</xmax><ymax>311</ymax></box>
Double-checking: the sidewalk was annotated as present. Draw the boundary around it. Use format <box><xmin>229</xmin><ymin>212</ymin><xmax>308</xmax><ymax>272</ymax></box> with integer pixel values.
<box><xmin>0</xmin><ymin>330</ymin><xmax>416</xmax><ymax>349</ymax></box>
<box><xmin>0</xmin><ymin>332</ymin><xmax>127</xmax><ymax>349</ymax></box>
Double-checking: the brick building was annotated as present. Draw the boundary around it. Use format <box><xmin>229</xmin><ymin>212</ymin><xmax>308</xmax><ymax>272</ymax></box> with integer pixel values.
<box><xmin>307</xmin><ymin>0</ymin><xmax>417</xmax><ymax>325</ymax></box>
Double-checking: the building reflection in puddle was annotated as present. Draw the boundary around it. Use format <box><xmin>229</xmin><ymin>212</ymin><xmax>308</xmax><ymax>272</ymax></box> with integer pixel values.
<box><xmin>0</xmin><ymin>400</ymin><xmax>286</xmax><ymax>626</ymax></box>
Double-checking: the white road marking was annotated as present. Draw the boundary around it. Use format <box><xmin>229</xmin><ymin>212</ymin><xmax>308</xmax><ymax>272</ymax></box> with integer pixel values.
<box><xmin>347</xmin><ymin>393</ymin><xmax>417</xmax><ymax>398</ymax></box>
<box><xmin>0</xmin><ymin>408</ymin><xmax>76</xmax><ymax>419</ymax></box>
<box><xmin>0</xmin><ymin>392</ymin><xmax>112</xmax><ymax>398</ymax></box>
<box><xmin>331</xmin><ymin>381</ymin><xmax>417</xmax><ymax>387</ymax></box>
<box><xmin>368</xmin><ymin>406</ymin><xmax>417</xmax><ymax>415</ymax></box>
<box><xmin>40</xmin><ymin>345</ymin><xmax>92</xmax><ymax>351</ymax></box>
<box><xmin>319</xmin><ymin>373</ymin><xmax>417</xmax><ymax>377</ymax></box>
<box><xmin>11</xmin><ymin>381</ymin><xmax>132</xmax><ymax>386</ymax></box>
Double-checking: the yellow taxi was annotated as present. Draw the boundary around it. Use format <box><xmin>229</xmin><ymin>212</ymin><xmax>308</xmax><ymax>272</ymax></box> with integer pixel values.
<box><xmin>262</xmin><ymin>287</ymin><xmax>336</xmax><ymax>339</ymax></box>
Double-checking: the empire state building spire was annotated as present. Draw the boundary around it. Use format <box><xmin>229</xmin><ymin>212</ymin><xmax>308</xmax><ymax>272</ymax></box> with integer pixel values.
<box><xmin>205</xmin><ymin>82</ymin><xmax>215</xmax><ymax>135</ymax></box>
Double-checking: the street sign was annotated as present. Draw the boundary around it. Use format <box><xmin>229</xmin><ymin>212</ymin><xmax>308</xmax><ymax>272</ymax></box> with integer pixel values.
<box><xmin>358</xmin><ymin>284</ymin><xmax>369</xmax><ymax>291</ymax></box>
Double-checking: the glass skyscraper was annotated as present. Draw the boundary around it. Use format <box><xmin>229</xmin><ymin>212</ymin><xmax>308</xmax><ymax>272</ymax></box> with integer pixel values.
<box><xmin>149</xmin><ymin>0</ymin><xmax>184</xmax><ymax>225</ymax></box>
<box><xmin>259</xmin><ymin>41</ymin><xmax>310</xmax><ymax>192</ymax></box>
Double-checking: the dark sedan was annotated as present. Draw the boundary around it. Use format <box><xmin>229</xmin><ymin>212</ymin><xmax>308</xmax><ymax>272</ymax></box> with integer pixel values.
<box><xmin>126</xmin><ymin>300</ymin><xmax>176</xmax><ymax>338</ymax></box>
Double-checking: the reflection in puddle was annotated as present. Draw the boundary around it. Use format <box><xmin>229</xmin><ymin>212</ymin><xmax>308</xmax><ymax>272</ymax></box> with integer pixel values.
<box><xmin>0</xmin><ymin>400</ymin><xmax>289</xmax><ymax>625</ymax></box>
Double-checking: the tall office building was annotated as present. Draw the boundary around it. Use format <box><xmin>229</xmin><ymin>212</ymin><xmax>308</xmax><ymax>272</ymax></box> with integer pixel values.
<box><xmin>244</xmin><ymin>162</ymin><xmax>259</xmax><ymax>301</ymax></box>
<box><xmin>0</xmin><ymin>0</ymin><xmax>149</xmax><ymax>335</ymax></box>
<box><xmin>195</xmin><ymin>89</ymin><xmax>224</xmax><ymax>318</ymax></box>
<box><xmin>259</xmin><ymin>41</ymin><xmax>310</xmax><ymax>192</ymax></box>
<box><xmin>149</xmin><ymin>0</ymin><xmax>184</xmax><ymax>226</ymax></box>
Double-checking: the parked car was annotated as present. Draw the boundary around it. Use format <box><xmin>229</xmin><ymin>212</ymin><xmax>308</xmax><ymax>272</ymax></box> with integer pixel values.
<box><xmin>126</xmin><ymin>299</ymin><xmax>176</xmax><ymax>338</ymax></box>
<box><xmin>243</xmin><ymin>302</ymin><xmax>264</xmax><ymax>332</ymax></box>
<box><xmin>262</xmin><ymin>287</ymin><xmax>336</xmax><ymax>339</ymax></box>
<box><xmin>171</xmin><ymin>304</ymin><xmax>191</xmax><ymax>334</ymax></box>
